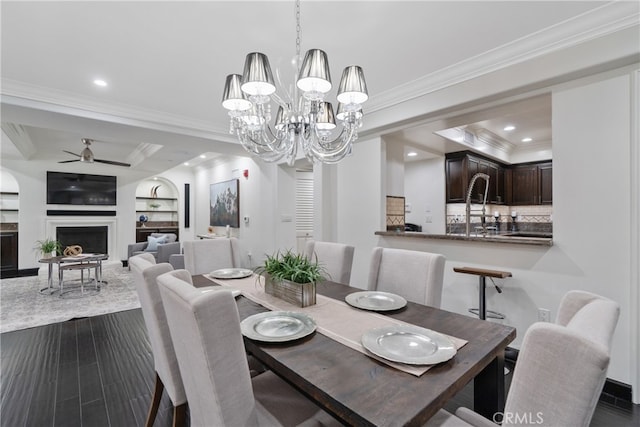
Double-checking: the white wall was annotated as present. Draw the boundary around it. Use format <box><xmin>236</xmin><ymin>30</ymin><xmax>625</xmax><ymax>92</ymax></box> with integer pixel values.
<box><xmin>339</xmin><ymin>68</ymin><xmax>637</xmax><ymax>391</ymax></box>
<box><xmin>336</xmin><ymin>136</ymin><xmax>384</xmax><ymax>288</ymax></box>
<box><xmin>405</xmin><ymin>158</ymin><xmax>446</xmax><ymax>234</ymax></box>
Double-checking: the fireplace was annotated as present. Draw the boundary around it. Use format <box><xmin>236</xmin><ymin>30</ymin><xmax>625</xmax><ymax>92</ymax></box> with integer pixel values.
<box><xmin>57</xmin><ymin>226</ymin><xmax>108</xmax><ymax>255</ymax></box>
<box><xmin>46</xmin><ymin>218</ymin><xmax>117</xmax><ymax>261</ymax></box>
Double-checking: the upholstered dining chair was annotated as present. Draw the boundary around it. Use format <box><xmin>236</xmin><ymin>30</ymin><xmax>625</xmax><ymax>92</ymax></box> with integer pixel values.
<box><xmin>183</xmin><ymin>237</ymin><xmax>240</xmax><ymax>276</ymax></box>
<box><xmin>157</xmin><ymin>269</ymin><xmax>339</xmax><ymax>427</ymax></box>
<box><xmin>129</xmin><ymin>254</ymin><xmax>187</xmax><ymax>427</ymax></box>
<box><xmin>304</xmin><ymin>240</ymin><xmax>355</xmax><ymax>285</ymax></box>
<box><xmin>426</xmin><ymin>290</ymin><xmax>620</xmax><ymax>427</ymax></box>
<box><xmin>367</xmin><ymin>247</ymin><xmax>445</xmax><ymax>308</ymax></box>
<box><xmin>555</xmin><ymin>290</ymin><xmax>620</xmax><ymax>350</ymax></box>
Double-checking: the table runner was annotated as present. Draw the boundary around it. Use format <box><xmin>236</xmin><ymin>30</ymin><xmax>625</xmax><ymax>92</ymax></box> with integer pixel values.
<box><xmin>205</xmin><ymin>274</ymin><xmax>467</xmax><ymax>377</ymax></box>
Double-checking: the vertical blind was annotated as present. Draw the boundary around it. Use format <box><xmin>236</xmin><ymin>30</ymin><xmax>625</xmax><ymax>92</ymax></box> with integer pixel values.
<box><xmin>295</xmin><ymin>172</ymin><xmax>314</xmax><ymax>235</ymax></box>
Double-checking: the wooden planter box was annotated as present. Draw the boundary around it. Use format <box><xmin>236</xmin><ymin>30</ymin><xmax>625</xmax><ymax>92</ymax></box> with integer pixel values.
<box><xmin>264</xmin><ymin>275</ymin><xmax>316</xmax><ymax>307</ymax></box>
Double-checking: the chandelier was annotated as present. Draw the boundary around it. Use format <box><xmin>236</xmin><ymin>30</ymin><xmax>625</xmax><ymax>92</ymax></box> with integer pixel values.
<box><xmin>221</xmin><ymin>0</ymin><xmax>368</xmax><ymax>165</ymax></box>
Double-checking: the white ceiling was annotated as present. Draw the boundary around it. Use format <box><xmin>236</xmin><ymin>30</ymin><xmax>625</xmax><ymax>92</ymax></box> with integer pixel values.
<box><xmin>1</xmin><ymin>1</ymin><xmax>635</xmax><ymax>174</ymax></box>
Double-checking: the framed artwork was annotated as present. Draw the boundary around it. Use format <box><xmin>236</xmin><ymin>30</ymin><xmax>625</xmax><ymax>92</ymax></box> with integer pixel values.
<box><xmin>210</xmin><ymin>179</ymin><xmax>240</xmax><ymax>228</ymax></box>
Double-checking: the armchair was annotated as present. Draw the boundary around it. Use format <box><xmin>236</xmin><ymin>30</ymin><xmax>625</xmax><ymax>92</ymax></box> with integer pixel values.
<box><xmin>128</xmin><ymin>233</ymin><xmax>180</xmax><ymax>268</ymax></box>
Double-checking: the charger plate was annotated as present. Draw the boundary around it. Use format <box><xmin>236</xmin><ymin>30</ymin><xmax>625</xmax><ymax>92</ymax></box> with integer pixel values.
<box><xmin>241</xmin><ymin>311</ymin><xmax>316</xmax><ymax>342</ymax></box>
<box><xmin>346</xmin><ymin>291</ymin><xmax>407</xmax><ymax>311</ymax></box>
<box><xmin>210</xmin><ymin>268</ymin><xmax>253</xmax><ymax>279</ymax></box>
<box><xmin>362</xmin><ymin>325</ymin><xmax>456</xmax><ymax>365</ymax></box>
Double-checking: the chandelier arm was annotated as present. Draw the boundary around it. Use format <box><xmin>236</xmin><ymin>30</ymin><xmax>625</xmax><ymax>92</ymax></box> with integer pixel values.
<box><xmin>305</xmin><ymin>125</ymin><xmax>356</xmax><ymax>163</ymax></box>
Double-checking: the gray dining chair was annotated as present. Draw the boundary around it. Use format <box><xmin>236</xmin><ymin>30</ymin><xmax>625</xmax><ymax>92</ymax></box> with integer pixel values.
<box><xmin>367</xmin><ymin>247</ymin><xmax>445</xmax><ymax>308</ymax></box>
<box><xmin>129</xmin><ymin>254</ymin><xmax>187</xmax><ymax>427</ymax></box>
<box><xmin>183</xmin><ymin>237</ymin><xmax>240</xmax><ymax>276</ymax></box>
<box><xmin>304</xmin><ymin>240</ymin><xmax>355</xmax><ymax>285</ymax></box>
<box><xmin>157</xmin><ymin>269</ymin><xmax>339</xmax><ymax>427</ymax></box>
<box><xmin>427</xmin><ymin>290</ymin><xmax>620</xmax><ymax>427</ymax></box>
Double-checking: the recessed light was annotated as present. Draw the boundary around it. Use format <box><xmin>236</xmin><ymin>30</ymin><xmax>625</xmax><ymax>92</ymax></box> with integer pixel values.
<box><xmin>407</xmin><ymin>151</ymin><xmax>417</xmax><ymax>157</ymax></box>
<box><xmin>199</xmin><ymin>154</ymin><xmax>206</xmax><ymax>159</ymax></box>
<box><xmin>93</xmin><ymin>79</ymin><xmax>107</xmax><ymax>87</ymax></box>
<box><xmin>522</xmin><ymin>137</ymin><xmax>532</xmax><ymax>142</ymax></box>
<box><xmin>184</xmin><ymin>162</ymin><xmax>190</xmax><ymax>166</ymax></box>
<box><xmin>504</xmin><ymin>125</ymin><xmax>515</xmax><ymax>131</ymax></box>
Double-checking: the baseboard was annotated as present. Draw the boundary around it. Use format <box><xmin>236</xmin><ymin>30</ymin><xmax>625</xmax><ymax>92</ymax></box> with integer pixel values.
<box><xmin>0</xmin><ymin>268</ymin><xmax>39</xmax><ymax>279</ymax></box>
<box><xmin>504</xmin><ymin>346</ymin><xmax>633</xmax><ymax>410</ymax></box>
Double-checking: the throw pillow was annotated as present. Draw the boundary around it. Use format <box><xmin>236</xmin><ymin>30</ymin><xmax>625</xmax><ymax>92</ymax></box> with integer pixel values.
<box><xmin>145</xmin><ymin>235</ymin><xmax>166</xmax><ymax>252</ymax></box>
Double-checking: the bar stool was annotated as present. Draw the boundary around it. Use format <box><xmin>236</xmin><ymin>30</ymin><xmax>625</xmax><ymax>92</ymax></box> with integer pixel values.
<box><xmin>453</xmin><ymin>266</ymin><xmax>512</xmax><ymax>320</ymax></box>
<box><xmin>59</xmin><ymin>262</ymin><xmax>101</xmax><ymax>296</ymax></box>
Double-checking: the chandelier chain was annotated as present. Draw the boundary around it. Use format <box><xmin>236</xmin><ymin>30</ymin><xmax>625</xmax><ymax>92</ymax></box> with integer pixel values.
<box><xmin>295</xmin><ymin>0</ymin><xmax>301</xmax><ymax>60</ymax></box>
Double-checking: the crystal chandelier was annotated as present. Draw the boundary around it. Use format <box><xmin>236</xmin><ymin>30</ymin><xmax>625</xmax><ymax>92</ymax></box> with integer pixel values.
<box><xmin>221</xmin><ymin>0</ymin><xmax>368</xmax><ymax>165</ymax></box>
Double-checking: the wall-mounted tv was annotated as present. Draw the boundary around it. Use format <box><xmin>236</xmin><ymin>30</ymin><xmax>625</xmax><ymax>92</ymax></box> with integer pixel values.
<box><xmin>47</xmin><ymin>171</ymin><xmax>117</xmax><ymax>206</ymax></box>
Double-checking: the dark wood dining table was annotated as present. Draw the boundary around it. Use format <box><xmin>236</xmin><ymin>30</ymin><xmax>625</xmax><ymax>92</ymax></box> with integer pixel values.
<box><xmin>192</xmin><ymin>275</ymin><xmax>516</xmax><ymax>426</ymax></box>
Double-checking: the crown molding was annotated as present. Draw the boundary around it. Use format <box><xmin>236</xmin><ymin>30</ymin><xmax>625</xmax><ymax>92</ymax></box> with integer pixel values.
<box><xmin>367</xmin><ymin>1</ymin><xmax>639</xmax><ymax>113</ymax></box>
<box><xmin>0</xmin><ymin>89</ymin><xmax>236</xmax><ymax>144</ymax></box>
<box><xmin>0</xmin><ymin>122</ymin><xmax>36</xmax><ymax>159</ymax></box>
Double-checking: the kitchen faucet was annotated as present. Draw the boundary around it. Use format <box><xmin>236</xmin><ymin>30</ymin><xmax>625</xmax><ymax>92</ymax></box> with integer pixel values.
<box><xmin>466</xmin><ymin>173</ymin><xmax>490</xmax><ymax>237</ymax></box>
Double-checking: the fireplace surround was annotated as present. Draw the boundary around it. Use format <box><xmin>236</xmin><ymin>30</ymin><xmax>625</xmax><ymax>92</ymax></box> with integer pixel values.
<box><xmin>45</xmin><ymin>218</ymin><xmax>117</xmax><ymax>261</ymax></box>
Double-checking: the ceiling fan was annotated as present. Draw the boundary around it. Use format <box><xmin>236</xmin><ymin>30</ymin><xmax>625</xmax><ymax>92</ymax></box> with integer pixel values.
<box><xmin>58</xmin><ymin>138</ymin><xmax>131</xmax><ymax>167</ymax></box>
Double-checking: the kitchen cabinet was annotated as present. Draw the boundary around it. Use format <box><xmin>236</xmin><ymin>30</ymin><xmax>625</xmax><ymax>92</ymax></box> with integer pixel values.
<box><xmin>508</xmin><ymin>162</ymin><xmax>552</xmax><ymax>205</ymax></box>
<box><xmin>445</xmin><ymin>152</ymin><xmax>506</xmax><ymax>204</ymax></box>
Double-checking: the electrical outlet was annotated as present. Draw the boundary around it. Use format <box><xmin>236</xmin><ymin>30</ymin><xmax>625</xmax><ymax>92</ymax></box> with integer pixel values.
<box><xmin>538</xmin><ymin>308</ymin><xmax>551</xmax><ymax>322</ymax></box>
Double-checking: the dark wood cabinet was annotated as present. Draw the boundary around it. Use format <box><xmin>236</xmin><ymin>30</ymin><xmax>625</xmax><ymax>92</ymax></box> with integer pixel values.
<box><xmin>1</xmin><ymin>231</ymin><xmax>18</xmax><ymax>273</ymax></box>
<box><xmin>446</xmin><ymin>152</ymin><xmax>552</xmax><ymax>206</ymax></box>
<box><xmin>445</xmin><ymin>152</ymin><xmax>506</xmax><ymax>204</ymax></box>
<box><xmin>445</xmin><ymin>157</ymin><xmax>465</xmax><ymax>202</ymax></box>
<box><xmin>508</xmin><ymin>162</ymin><xmax>553</xmax><ymax>205</ymax></box>
<box><xmin>136</xmin><ymin>227</ymin><xmax>179</xmax><ymax>243</ymax></box>
<box><xmin>539</xmin><ymin>162</ymin><xmax>553</xmax><ymax>204</ymax></box>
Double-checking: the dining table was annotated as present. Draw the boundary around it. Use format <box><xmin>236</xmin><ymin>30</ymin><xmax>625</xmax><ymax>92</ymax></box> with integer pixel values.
<box><xmin>192</xmin><ymin>274</ymin><xmax>516</xmax><ymax>426</ymax></box>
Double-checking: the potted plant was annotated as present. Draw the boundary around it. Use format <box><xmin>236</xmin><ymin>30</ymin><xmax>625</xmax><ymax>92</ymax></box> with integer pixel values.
<box><xmin>254</xmin><ymin>249</ymin><xmax>328</xmax><ymax>307</ymax></box>
<box><xmin>34</xmin><ymin>238</ymin><xmax>62</xmax><ymax>259</ymax></box>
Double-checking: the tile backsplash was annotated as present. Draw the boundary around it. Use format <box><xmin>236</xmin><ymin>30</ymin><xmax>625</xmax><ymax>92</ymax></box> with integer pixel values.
<box><xmin>386</xmin><ymin>196</ymin><xmax>406</xmax><ymax>231</ymax></box>
<box><xmin>446</xmin><ymin>204</ymin><xmax>552</xmax><ymax>234</ymax></box>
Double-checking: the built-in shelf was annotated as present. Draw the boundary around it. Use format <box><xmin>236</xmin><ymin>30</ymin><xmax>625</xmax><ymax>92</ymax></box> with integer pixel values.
<box><xmin>0</xmin><ymin>209</ymin><xmax>19</xmax><ymax>212</ymax></box>
<box><xmin>136</xmin><ymin>210</ymin><xmax>178</xmax><ymax>213</ymax></box>
<box><xmin>0</xmin><ymin>192</ymin><xmax>19</xmax><ymax>196</ymax></box>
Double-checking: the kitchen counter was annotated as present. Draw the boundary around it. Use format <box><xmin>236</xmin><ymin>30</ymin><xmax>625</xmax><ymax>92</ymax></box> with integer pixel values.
<box><xmin>375</xmin><ymin>231</ymin><xmax>553</xmax><ymax>246</ymax></box>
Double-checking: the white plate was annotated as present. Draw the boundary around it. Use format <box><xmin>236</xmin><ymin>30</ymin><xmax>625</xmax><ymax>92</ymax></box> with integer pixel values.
<box><xmin>210</xmin><ymin>268</ymin><xmax>253</xmax><ymax>279</ymax></box>
<box><xmin>345</xmin><ymin>291</ymin><xmax>407</xmax><ymax>311</ymax></box>
<box><xmin>241</xmin><ymin>311</ymin><xmax>316</xmax><ymax>342</ymax></box>
<box><xmin>361</xmin><ymin>325</ymin><xmax>456</xmax><ymax>365</ymax></box>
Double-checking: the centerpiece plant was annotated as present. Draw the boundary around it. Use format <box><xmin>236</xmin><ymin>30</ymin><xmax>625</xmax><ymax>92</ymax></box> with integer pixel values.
<box><xmin>254</xmin><ymin>249</ymin><xmax>328</xmax><ymax>307</ymax></box>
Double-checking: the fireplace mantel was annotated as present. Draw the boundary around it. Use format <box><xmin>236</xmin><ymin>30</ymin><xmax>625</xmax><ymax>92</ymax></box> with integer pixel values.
<box><xmin>46</xmin><ymin>217</ymin><xmax>117</xmax><ymax>261</ymax></box>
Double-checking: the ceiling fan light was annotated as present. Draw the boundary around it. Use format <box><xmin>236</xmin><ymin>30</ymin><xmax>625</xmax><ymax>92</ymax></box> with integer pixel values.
<box><xmin>80</xmin><ymin>147</ymin><xmax>94</xmax><ymax>162</ymax></box>
<box><xmin>222</xmin><ymin>74</ymin><xmax>252</xmax><ymax>111</ymax></box>
<box><xmin>297</xmin><ymin>49</ymin><xmax>332</xmax><ymax>94</ymax></box>
<box><xmin>241</xmin><ymin>52</ymin><xmax>276</xmax><ymax>96</ymax></box>
<box><xmin>337</xmin><ymin>65</ymin><xmax>368</xmax><ymax>104</ymax></box>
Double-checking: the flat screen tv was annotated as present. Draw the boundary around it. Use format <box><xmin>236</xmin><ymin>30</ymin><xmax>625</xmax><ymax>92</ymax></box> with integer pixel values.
<box><xmin>47</xmin><ymin>171</ymin><xmax>117</xmax><ymax>205</ymax></box>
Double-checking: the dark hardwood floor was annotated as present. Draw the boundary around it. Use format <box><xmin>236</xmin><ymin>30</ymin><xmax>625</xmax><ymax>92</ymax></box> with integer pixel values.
<box><xmin>1</xmin><ymin>308</ymin><xmax>638</xmax><ymax>426</ymax></box>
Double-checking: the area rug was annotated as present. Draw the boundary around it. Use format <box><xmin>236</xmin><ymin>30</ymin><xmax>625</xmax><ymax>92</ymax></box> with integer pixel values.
<box><xmin>0</xmin><ymin>261</ymin><xmax>140</xmax><ymax>333</ymax></box>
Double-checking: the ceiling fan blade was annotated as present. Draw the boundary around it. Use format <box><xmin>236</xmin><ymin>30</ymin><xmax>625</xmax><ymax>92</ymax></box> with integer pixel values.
<box><xmin>58</xmin><ymin>159</ymin><xmax>80</xmax><ymax>163</ymax></box>
<box><xmin>94</xmin><ymin>158</ymin><xmax>131</xmax><ymax>167</ymax></box>
<box><xmin>63</xmin><ymin>150</ymin><xmax>81</xmax><ymax>157</ymax></box>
